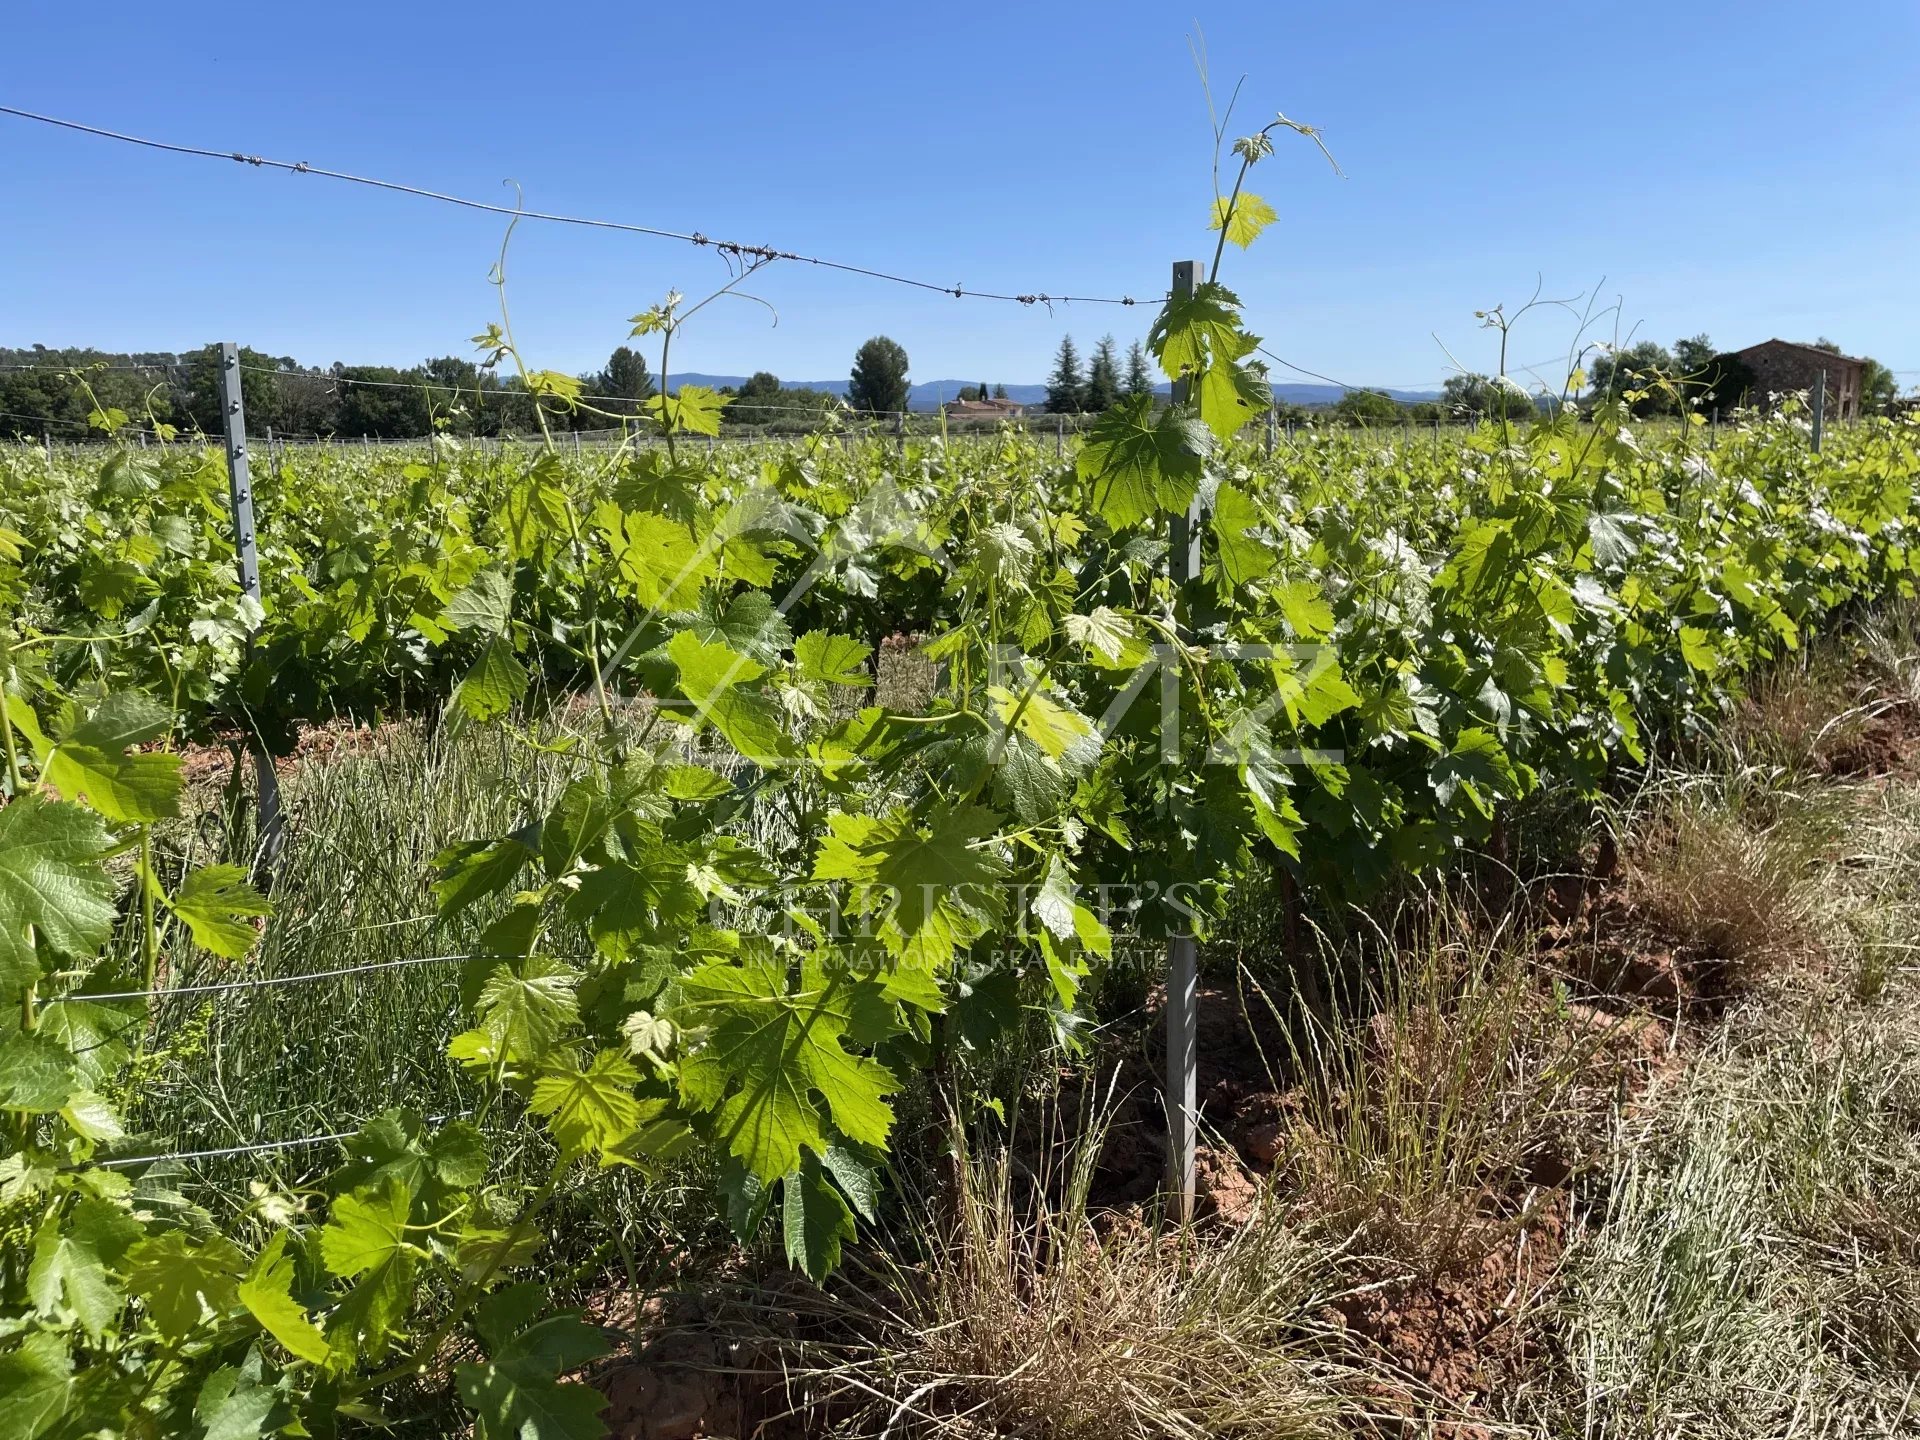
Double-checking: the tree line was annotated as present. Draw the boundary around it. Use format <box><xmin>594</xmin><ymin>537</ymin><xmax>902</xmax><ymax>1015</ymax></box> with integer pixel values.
<box><xmin>0</xmin><ymin>343</ymin><xmax>666</xmax><ymax>441</ymax></box>
<box><xmin>5</xmin><ymin>326</ymin><xmax>1900</xmax><ymax>444</ymax></box>
<box><xmin>0</xmin><ymin>334</ymin><xmax>933</xmax><ymax>441</ymax></box>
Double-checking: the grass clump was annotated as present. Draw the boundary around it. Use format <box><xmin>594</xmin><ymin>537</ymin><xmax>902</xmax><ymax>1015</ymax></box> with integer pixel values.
<box><xmin>1620</xmin><ymin>781</ymin><xmax>1835</xmax><ymax>991</ymax></box>
<box><xmin>782</xmin><ymin>1109</ymin><xmax>1352</xmax><ymax>1440</ymax></box>
<box><xmin>1265</xmin><ymin>915</ymin><xmax>1616</xmax><ymax>1272</ymax></box>
<box><xmin>1559</xmin><ymin>990</ymin><xmax>1920</xmax><ymax>1438</ymax></box>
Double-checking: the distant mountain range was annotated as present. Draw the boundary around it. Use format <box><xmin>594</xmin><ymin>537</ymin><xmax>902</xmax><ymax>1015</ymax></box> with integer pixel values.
<box><xmin>666</xmin><ymin>374</ymin><xmax>1442</xmax><ymax>410</ymax></box>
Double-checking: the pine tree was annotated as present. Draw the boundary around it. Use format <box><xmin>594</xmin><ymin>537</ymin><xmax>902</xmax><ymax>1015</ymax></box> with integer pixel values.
<box><xmin>1045</xmin><ymin>336</ymin><xmax>1085</xmax><ymax>414</ymax></box>
<box><xmin>848</xmin><ymin>336</ymin><xmax>911</xmax><ymax>415</ymax></box>
<box><xmin>992</xmin><ymin>383</ymin><xmax>1008</xmax><ymax>399</ymax></box>
<box><xmin>597</xmin><ymin>346</ymin><xmax>655</xmax><ymax>417</ymax></box>
<box><xmin>1124</xmin><ymin>340</ymin><xmax>1153</xmax><ymax>400</ymax></box>
<box><xmin>1085</xmin><ymin>335</ymin><xmax>1121</xmax><ymax>412</ymax></box>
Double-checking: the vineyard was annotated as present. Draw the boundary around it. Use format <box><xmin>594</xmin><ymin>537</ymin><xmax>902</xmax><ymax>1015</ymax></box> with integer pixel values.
<box><xmin>7</xmin><ymin>120</ymin><xmax>1920</xmax><ymax>1440</ymax></box>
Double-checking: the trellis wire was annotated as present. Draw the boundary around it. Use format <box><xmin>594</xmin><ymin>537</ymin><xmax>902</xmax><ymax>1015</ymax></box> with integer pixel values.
<box><xmin>0</xmin><ymin>104</ymin><xmax>1155</xmax><ymax>310</ymax></box>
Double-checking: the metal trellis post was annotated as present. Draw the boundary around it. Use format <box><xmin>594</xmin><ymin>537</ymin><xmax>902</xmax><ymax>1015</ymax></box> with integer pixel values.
<box><xmin>1812</xmin><ymin>367</ymin><xmax>1826</xmax><ymax>454</ymax></box>
<box><xmin>1266</xmin><ymin>405</ymin><xmax>1277</xmax><ymax>457</ymax></box>
<box><xmin>1165</xmin><ymin>258</ymin><xmax>1203</xmax><ymax>1224</ymax></box>
<box><xmin>894</xmin><ymin>410</ymin><xmax>905</xmax><ymax>456</ymax></box>
<box><xmin>218</xmin><ymin>343</ymin><xmax>283</xmax><ymax>882</ymax></box>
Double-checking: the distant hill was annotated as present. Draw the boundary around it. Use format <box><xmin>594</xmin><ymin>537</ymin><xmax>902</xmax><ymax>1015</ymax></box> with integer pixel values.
<box><xmin>667</xmin><ymin>374</ymin><xmax>1442</xmax><ymax>411</ymax></box>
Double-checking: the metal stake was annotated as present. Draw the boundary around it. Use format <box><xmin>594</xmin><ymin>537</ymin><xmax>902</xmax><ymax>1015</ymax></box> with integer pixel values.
<box><xmin>1165</xmin><ymin>257</ymin><xmax>1203</xmax><ymax>1223</ymax></box>
<box><xmin>1812</xmin><ymin>367</ymin><xmax>1826</xmax><ymax>454</ymax></box>
<box><xmin>218</xmin><ymin>343</ymin><xmax>282</xmax><ymax>882</ymax></box>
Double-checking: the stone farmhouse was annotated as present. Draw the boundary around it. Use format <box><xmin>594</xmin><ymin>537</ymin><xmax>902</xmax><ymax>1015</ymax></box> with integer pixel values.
<box><xmin>942</xmin><ymin>396</ymin><xmax>1028</xmax><ymax>421</ymax></box>
<box><xmin>1727</xmin><ymin>339</ymin><xmax>1866</xmax><ymax>420</ymax></box>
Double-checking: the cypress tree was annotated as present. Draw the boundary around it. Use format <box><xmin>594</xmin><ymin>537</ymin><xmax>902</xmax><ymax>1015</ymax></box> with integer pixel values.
<box><xmin>1124</xmin><ymin>340</ymin><xmax>1153</xmax><ymax>400</ymax></box>
<box><xmin>1085</xmin><ymin>335</ymin><xmax>1121</xmax><ymax>412</ymax></box>
<box><xmin>1045</xmin><ymin>336</ymin><xmax>1085</xmax><ymax>414</ymax></box>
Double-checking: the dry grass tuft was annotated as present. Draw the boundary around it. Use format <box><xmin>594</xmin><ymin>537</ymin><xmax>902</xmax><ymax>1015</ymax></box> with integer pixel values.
<box><xmin>803</xmin><ymin>1114</ymin><xmax>1352</xmax><ymax>1440</ymax></box>
<box><xmin>1268</xmin><ymin>920</ymin><xmax>1618</xmax><ymax>1273</ymax></box>
<box><xmin>1624</xmin><ymin>791</ymin><xmax>1829</xmax><ymax>987</ymax></box>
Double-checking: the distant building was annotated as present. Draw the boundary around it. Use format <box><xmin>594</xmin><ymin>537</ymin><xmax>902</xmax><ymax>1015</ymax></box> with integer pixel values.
<box><xmin>1727</xmin><ymin>339</ymin><xmax>1866</xmax><ymax>421</ymax></box>
<box><xmin>943</xmin><ymin>397</ymin><xmax>1027</xmax><ymax>421</ymax></box>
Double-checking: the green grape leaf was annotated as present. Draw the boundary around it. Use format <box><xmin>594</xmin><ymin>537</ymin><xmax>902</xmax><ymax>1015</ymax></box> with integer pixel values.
<box><xmin>674</xmin><ymin>952</ymin><xmax>898</xmax><ymax>1182</ymax></box>
<box><xmin>597</xmin><ymin>506</ymin><xmax>716</xmax><ymax>612</ymax></box>
<box><xmin>1431</xmin><ymin>727</ymin><xmax>1521</xmax><ymax>819</ymax></box>
<box><xmin>167</xmin><ymin>864</ymin><xmax>271</xmax><ymax>958</ymax></box>
<box><xmin>433</xmin><ymin>832</ymin><xmax>537</xmax><ymax>917</ymax></box>
<box><xmin>666</xmin><ymin>630</ymin><xmax>790</xmax><ymax>763</ymax></box>
<box><xmin>1195</xmin><ymin>343</ymin><xmax>1271</xmax><ymax>443</ymax></box>
<box><xmin>1211</xmin><ymin>484</ymin><xmax>1278</xmax><ymax>585</ymax></box>
<box><xmin>663</xmin><ymin>764</ymin><xmax>733</xmax><ymax>801</ymax></box>
<box><xmin>1209</xmin><ymin>191</ymin><xmax>1279</xmax><ymax>249</ymax></box>
<box><xmin>1077</xmin><ymin>394</ymin><xmax>1212</xmax><ymax>529</ymax></box>
<box><xmin>529</xmin><ymin>1049</ymin><xmax>643</xmax><ymax>1162</ymax></box>
<box><xmin>239</xmin><ymin>1233</ymin><xmax>331</xmax><ymax>1366</ymax></box>
<box><xmin>813</xmin><ymin>803</ymin><xmax>1010</xmax><ymax>968</ymax></box>
<box><xmin>444</xmin><ymin>566</ymin><xmax>514</xmax><ymax>635</ymax></box>
<box><xmin>456</xmin><ymin>1219</ymin><xmax>545</xmax><ymax>1285</ymax></box>
<box><xmin>43</xmin><ymin>692</ymin><xmax>181</xmax><ymax>824</ymax></box>
<box><xmin>795</xmin><ymin>631</ymin><xmax>873</xmax><ymax>687</ymax></box>
<box><xmin>821</xmin><ymin>1144</ymin><xmax>880</xmax><ymax>1221</ymax></box>
<box><xmin>526</xmin><ymin>369</ymin><xmax>584</xmax><ymax>405</ymax></box>
<box><xmin>0</xmin><ymin>796</ymin><xmax>117</xmax><ymax>988</ymax></box>
<box><xmin>989</xmin><ymin>685</ymin><xmax>1099</xmax><ymax>767</ymax></box>
<box><xmin>782</xmin><ymin>1153</ymin><xmax>855</xmax><ymax>1281</ymax></box>
<box><xmin>4</xmin><ymin>690</ymin><xmax>53</xmax><ymax>764</ymax></box>
<box><xmin>38</xmin><ymin>984</ymin><xmax>144</xmax><ymax>1086</ymax></box>
<box><xmin>1587</xmin><ymin>510</ymin><xmax>1639</xmax><ymax>567</ymax></box>
<box><xmin>0</xmin><ymin>1031</ymin><xmax>84</xmax><ymax>1112</ymax></box>
<box><xmin>456</xmin><ymin>1287</ymin><xmax>611</xmax><ymax>1440</ymax></box>
<box><xmin>1437</xmin><ymin>519</ymin><xmax>1514</xmax><ymax>598</ymax></box>
<box><xmin>1063</xmin><ymin>607</ymin><xmax>1148</xmax><ymax>669</ymax></box>
<box><xmin>612</xmin><ymin>455</ymin><xmax>707</xmax><ymax>524</ymax></box>
<box><xmin>329</xmin><ymin>1110</ymin><xmax>487</xmax><ymax>1210</ymax></box>
<box><xmin>321</xmin><ymin>1178</ymin><xmax>417</xmax><ymax>1362</ymax></box>
<box><xmin>124</xmin><ymin>1230</ymin><xmax>245</xmax><ymax>1340</ymax></box>
<box><xmin>1147</xmin><ymin>280</ymin><xmax>1244</xmax><ymax>382</ymax></box>
<box><xmin>1679</xmin><ymin>625</ymin><xmax>1720</xmax><ymax>675</ymax></box>
<box><xmin>28</xmin><ymin>1196</ymin><xmax>141</xmax><ymax>1339</ymax></box>
<box><xmin>684</xmin><ymin>590</ymin><xmax>794</xmax><ymax>666</ymax></box>
<box><xmin>646</xmin><ymin>384</ymin><xmax>729</xmax><ymax>438</ymax></box>
<box><xmin>0</xmin><ymin>1332</ymin><xmax>74</xmax><ymax>1440</ymax></box>
<box><xmin>540</xmin><ymin>779</ymin><xmax>615</xmax><ymax>880</ymax></box>
<box><xmin>196</xmin><ymin>1364</ymin><xmax>282</xmax><ymax>1440</ymax></box>
<box><xmin>1029</xmin><ymin>855</ymin><xmax>1079</xmax><ymax>943</ymax></box>
<box><xmin>319</xmin><ymin>1176</ymin><xmax>414</xmax><ymax>1279</ymax></box>
<box><xmin>454</xmin><ymin>635</ymin><xmax>529</xmax><ymax>722</ymax></box>
<box><xmin>453</xmin><ymin>958</ymin><xmax>580</xmax><ymax>1070</ymax></box>
<box><xmin>1274</xmin><ymin>579</ymin><xmax>1335</xmax><ymax>639</ymax></box>
<box><xmin>60</xmin><ymin>1089</ymin><xmax>126</xmax><ymax>1142</ymax></box>
<box><xmin>568</xmin><ymin>847</ymin><xmax>704</xmax><ymax>961</ymax></box>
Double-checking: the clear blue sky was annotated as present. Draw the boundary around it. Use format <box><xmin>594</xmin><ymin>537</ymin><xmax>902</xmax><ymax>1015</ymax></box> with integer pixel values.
<box><xmin>6</xmin><ymin>3</ymin><xmax>1917</xmax><ymax>393</ymax></box>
